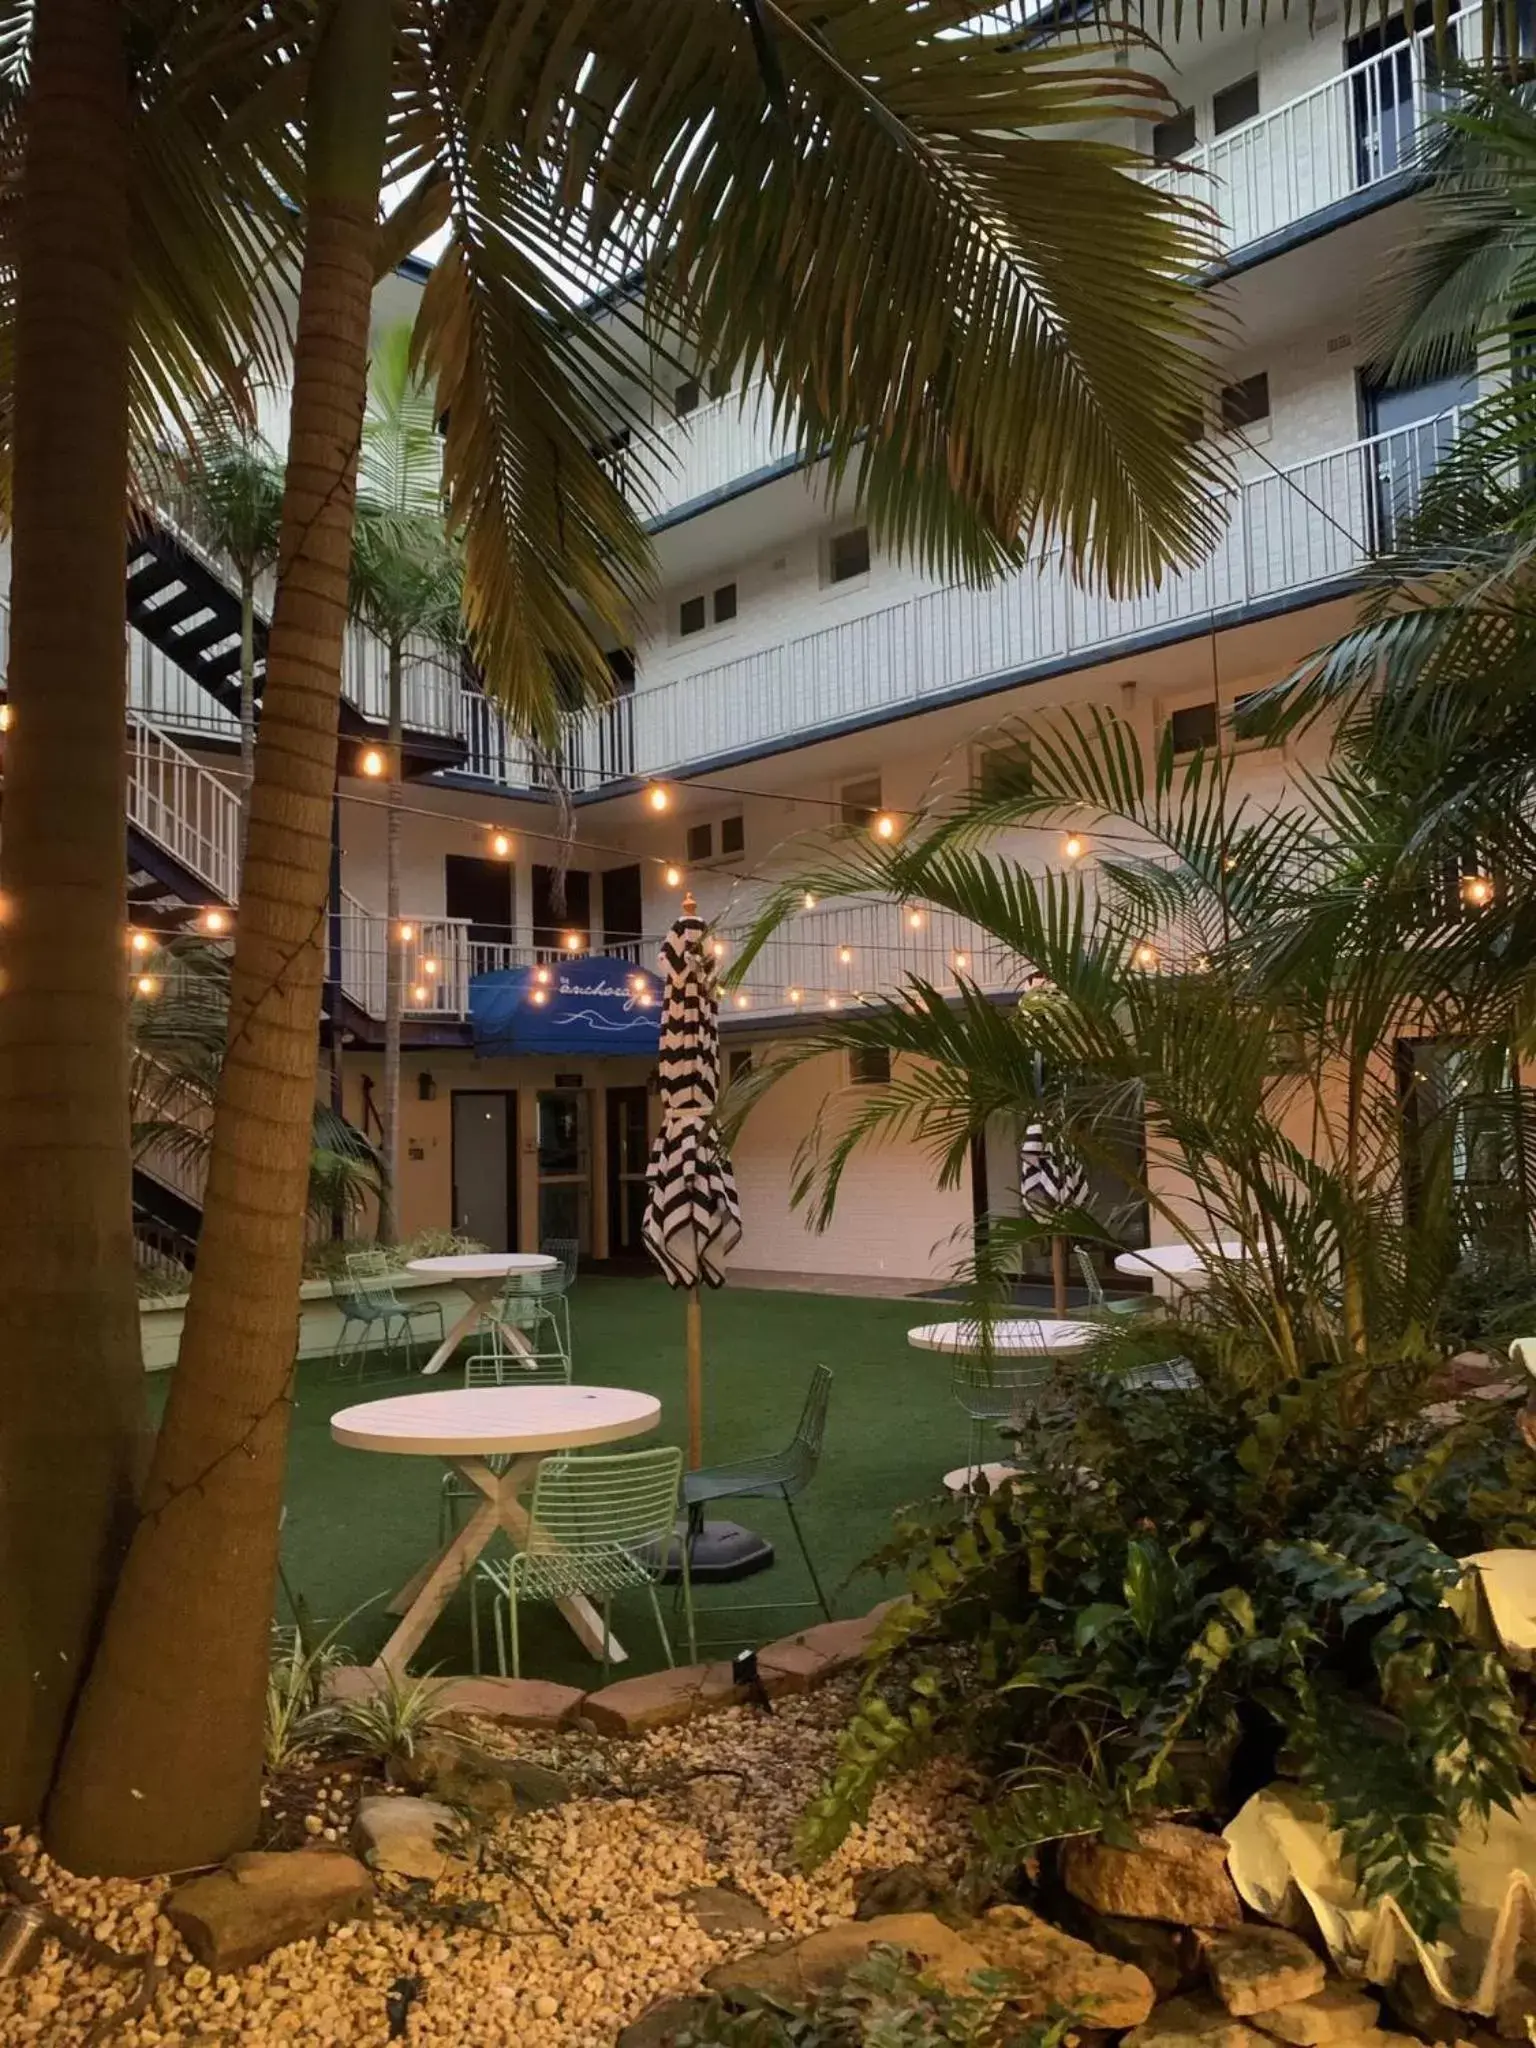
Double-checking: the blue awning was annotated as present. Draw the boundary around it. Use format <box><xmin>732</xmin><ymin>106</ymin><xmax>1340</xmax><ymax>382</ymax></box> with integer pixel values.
<box><xmin>469</xmin><ymin>957</ymin><xmax>662</xmax><ymax>1057</ymax></box>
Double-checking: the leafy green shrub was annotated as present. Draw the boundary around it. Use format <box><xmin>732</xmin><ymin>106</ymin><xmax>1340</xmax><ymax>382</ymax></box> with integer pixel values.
<box><xmin>677</xmin><ymin>1948</ymin><xmax>1068</xmax><ymax>2048</ymax></box>
<box><xmin>1440</xmin><ymin>1248</ymin><xmax>1536</xmax><ymax>1352</ymax></box>
<box><xmin>802</xmin><ymin>1336</ymin><xmax>1536</xmax><ymax>1939</ymax></box>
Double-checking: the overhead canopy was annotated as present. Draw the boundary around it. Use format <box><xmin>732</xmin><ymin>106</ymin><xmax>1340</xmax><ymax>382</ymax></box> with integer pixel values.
<box><xmin>469</xmin><ymin>958</ymin><xmax>661</xmax><ymax>1058</ymax></box>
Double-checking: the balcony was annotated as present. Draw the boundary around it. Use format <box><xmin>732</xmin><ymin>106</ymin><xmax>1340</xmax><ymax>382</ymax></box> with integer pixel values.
<box><xmin>1153</xmin><ymin>10</ymin><xmax>1477</xmax><ymax>267</ymax></box>
<box><xmin>459</xmin><ymin>410</ymin><xmax>1459</xmax><ymax>792</ymax></box>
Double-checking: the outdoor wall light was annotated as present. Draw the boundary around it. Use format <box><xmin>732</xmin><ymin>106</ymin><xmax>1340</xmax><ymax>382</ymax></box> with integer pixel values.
<box><xmin>417</xmin><ymin>1072</ymin><xmax>437</xmax><ymax>1101</ymax></box>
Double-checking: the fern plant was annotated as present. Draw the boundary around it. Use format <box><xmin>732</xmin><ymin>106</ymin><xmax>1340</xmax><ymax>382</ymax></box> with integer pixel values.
<box><xmin>799</xmin><ymin>1355</ymin><xmax>1532</xmax><ymax>1939</ymax></box>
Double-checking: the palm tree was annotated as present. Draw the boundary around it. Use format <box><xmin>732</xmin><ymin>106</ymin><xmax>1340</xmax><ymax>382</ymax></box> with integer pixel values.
<box><xmin>35</xmin><ymin>0</ymin><xmax>1230</xmax><ymax>1873</ymax></box>
<box><xmin>350</xmin><ymin>323</ymin><xmax>464</xmax><ymax>1242</ymax></box>
<box><xmin>0</xmin><ymin>0</ymin><xmax>294</xmax><ymax>1832</ymax></box>
<box><xmin>728</xmin><ymin>709</ymin><xmax>1536</xmax><ymax>1384</ymax></box>
<box><xmin>163</xmin><ymin>414</ymin><xmax>284</xmax><ymax>834</ymax></box>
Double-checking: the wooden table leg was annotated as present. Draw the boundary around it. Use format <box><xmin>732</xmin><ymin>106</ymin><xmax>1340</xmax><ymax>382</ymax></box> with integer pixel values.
<box><xmin>419</xmin><ymin>1281</ymin><xmax>497</xmax><ymax>1376</ymax></box>
<box><xmin>373</xmin><ymin>1455</ymin><xmax>626</xmax><ymax>1674</ymax></box>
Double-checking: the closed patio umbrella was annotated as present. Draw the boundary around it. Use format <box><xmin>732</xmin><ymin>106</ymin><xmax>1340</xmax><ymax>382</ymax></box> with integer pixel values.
<box><xmin>1020</xmin><ymin>1119</ymin><xmax>1089</xmax><ymax>1316</ymax></box>
<box><xmin>643</xmin><ymin>896</ymin><xmax>741</xmax><ymax>1466</ymax></box>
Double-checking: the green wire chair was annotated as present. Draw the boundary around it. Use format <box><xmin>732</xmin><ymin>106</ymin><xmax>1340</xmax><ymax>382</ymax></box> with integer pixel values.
<box><xmin>952</xmin><ymin>1352</ymin><xmax>1064</xmax><ymax>1473</ymax></box>
<box><xmin>681</xmin><ymin>1365</ymin><xmax>834</xmax><ymax>1637</ymax></box>
<box><xmin>538</xmin><ymin>1235</ymin><xmax>580</xmax><ymax>1355</ymax></box>
<box><xmin>491</xmin><ymin>1270</ymin><xmax>571</xmax><ymax>1374</ymax></box>
<box><xmin>1074</xmin><ymin>1248</ymin><xmax>1151</xmax><ymax>1318</ymax></box>
<box><xmin>340</xmin><ymin>1250</ymin><xmax>444</xmax><ymax>1369</ymax></box>
<box><xmin>439</xmin><ymin>1330</ymin><xmax>573</xmax><ymax>1544</ymax></box>
<box><xmin>476</xmin><ymin>1446</ymin><xmax>686</xmax><ymax>1683</ymax></box>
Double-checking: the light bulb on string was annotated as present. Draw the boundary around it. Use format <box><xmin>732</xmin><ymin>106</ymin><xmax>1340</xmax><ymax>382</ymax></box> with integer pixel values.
<box><xmin>630</xmin><ymin>974</ymin><xmax>647</xmax><ymax>993</ymax></box>
<box><xmin>734</xmin><ymin>992</ymin><xmax>749</xmax><ymax>1009</ymax></box>
<box><xmin>134</xmin><ymin>973</ymin><xmax>160</xmax><ymax>999</ymax></box>
<box><xmin>359</xmin><ymin>745</ymin><xmax>387</xmax><ymax>779</ymax></box>
<box><xmin>709</xmin><ymin>936</ymin><xmax>727</xmax><ymax>960</ymax></box>
<box><xmin>534</xmin><ymin>966</ymin><xmax>551</xmax><ymax>986</ymax></box>
<box><xmin>1134</xmin><ymin>941</ymin><xmax>1159</xmax><ymax>971</ymax></box>
<box><xmin>872</xmin><ymin>813</ymin><xmax>898</xmax><ymax>842</ymax></box>
<box><xmin>837</xmin><ymin>945</ymin><xmax>854</xmax><ymax>965</ymax></box>
<box><xmin>530</xmin><ymin>988</ymin><xmax>548</xmax><ymax>1007</ymax></box>
<box><xmin>412</xmin><ymin>984</ymin><xmax>429</xmax><ymax>1005</ymax></box>
<box><xmin>802</xmin><ymin>891</ymin><xmax>818</xmax><ymax>911</ymax></box>
<box><xmin>636</xmin><ymin>992</ymin><xmax>653</xmax><ymax>1009</ymax></box>
<box><xmin>826</xmin><ymin>994</ymin><xmax>841</xmax><ymax>1009</ymax></box>
<box><xmin>563</xmin><ymin>931</ymin><xmax>583</xmax><ymax>953</ymax></box>
<box><xmin>664</xmin><ymin>865</ymin><xmax>683</xmax><ymax>889</ymax></box>
<box><xmin>788</xmin><ymin>987</ymin><xmax>803</xmax><ymax>1006</ymax></box>
<box><xmin>397</xmin><ymin>922</ymin><xmax>415</xmax><ymax>945</ymax></box>
<box><xmin>200</xmin><ymin>908</ymin><xmax>230</xmax><ymax>935</ymax></box>
<box><xmin>906</xmin><ymin>909</ymin><xmax>924</xmax><ymax>930</ymax></box>
<box><xmin>422</xmin><ymin>958</ymin><xmax>439</xmax><ymax>978</ymax></box>
<box><xmin>645</xmin><ymin>784</ymin><xmax>671</xmax><ymax>813</ymax></box>
<box><xmin>129</xmin><ymin>930</ymin><xmax>153</xmax><ymax>956</ymax></box>
<box><xmin>1462</xmin><ymin>874</ymin><xmax>1495</xmax><ymax>907</ymax></box>
<box><xmin>1062</xmin><ymin>834</ymin><xmax>1085</xmax><ymax>861</ymax></box>
<box><xmin>0</xmin><ymin>703</ymin><xmax>12</xmax><ymax>733</ymax></box>
<box><xmin>952</xmin><ymin>950</ymin><xmax>969</xmax><ymax>972</ymax></box>
<box><xmin>489</xmin><ymin>829</ymin><xmax>513</xmax><ymax>859</ymax></box>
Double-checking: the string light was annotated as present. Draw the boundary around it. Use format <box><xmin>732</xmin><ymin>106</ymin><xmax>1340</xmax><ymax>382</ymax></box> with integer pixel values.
<box><xmin>952</xmin><ymin>950</ymin><xmax>969</xmax><ymax>971</ymax></box>
<box><xmin>359</xmin><ymin>746</ymin><xmax>386</xmax><ymax>778</ymax></box>
<box><xmin>489</xmin><ymin>829</ymin><xmax>513</xmax><ymax>858</ymax></box>
<box><xmin>129</xmin><ymin>930</ymin><xmax>153</xmax><ymax>956</ymax></box>
<box><xmin>0</xmin><ymin>703</ymin><xmax>12</xmax><ymax>732</ymax></box>
<box><xmin>645</xmin><ymin>784</ymin><xmax>671</xmax><ymax>813</ymax></box>
<box><xmin>664</xmin><ymin>865</ymin><xmax>683</xmax><ymax>888</ymax></box>
<box><xmin>412</xmin><ymin>984</ymin><xmax>429</xmax><ymax>1005</ymax></box>
<box><xmin>872</xmin><ymin>813</ymin><xmax>898</xmax><ymax>841</ymax></box>
<box><xmin>533</xmin><ymin>966</ymin><xmax>552</xmax><ymax>986</ymax></box>
<box><xmin>838</xmin><ymin>945</ymin><xmax>854</xmax><ymax>965</ymax></box>
<box><xmin>802</xmin><ymin>891</ymin><xmax>818</xmax><ymax>911</ymax></box>
<box><xmin>826</xmin><ymin>994</ymin><xmax>841</xmax><ymax>1009</ymax></box>
<box><xmin>906</xmin><ymin>909</ymin><xmax>924</xmax><ymax>930</ymax></box>
<box><xmin>562</xmin><ymin>931</ymin><xmax>583</xmax><ymax>953</ymax></box>
<box><xmin>637</xmin><ymin>992</ymin><xmax>653</xmax><ymax>1008</ymax></box>
<box><xmin>134</xmin><ymin>973</ymin><xmax>160</xmax><ymax>998</ymax></box>
<box><xmin>788</xmin><ymin>986</ymin><xmax>803</xmax><ymax>1005</ymax></box>
<box><xmin>530</xmin><ymin>987</ymin><xmax>548</xmax><ymax>1006</ymax></box>
<box><xmin>734</xmin><ymin>992</ymin><xmax>750</xmax><ymax>1009</ymax></box>
<box><xmin>709</xmin><ymin>936</ymin><xmax>727</xmax><ymax>959</ymax></box>
<box><xmin>1062</xmin><ymin>834</ymin><xmax>1086</xmax><ymax>861</ymax></box>
<box><xmin>1462</xmin><ymin>874</ymin><xmax>1494</xmax><ymax>907</ymax></box>
<box><xmin>397</xmin><ymin>922</ymin><xmax>415</xmax><ymax>944</ymax></box>
<box><xmin>200</xmin><ymin>908</ymin><xmax>229</xmax><ymax>935</ymax></box>
<box><xmin>1134</xmin><ymin>942</ymin><xmax>1160</xmax><ymax>970</ymax></box>
<box><xmin>422</xmin><ymin>958</ymin><xmax>439</xmax><ymax>977</ymax></box>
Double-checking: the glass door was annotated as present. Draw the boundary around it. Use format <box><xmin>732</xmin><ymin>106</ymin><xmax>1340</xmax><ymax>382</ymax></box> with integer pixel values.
<box><xmin>536</xmin><ymin>1089</ymin><xmax>591</xmax><ymax>1251</ymax></box>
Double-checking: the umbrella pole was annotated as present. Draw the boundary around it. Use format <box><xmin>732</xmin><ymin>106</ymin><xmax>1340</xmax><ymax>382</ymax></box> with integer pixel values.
<box><xmin>1051</xmin><ymin>1234</ymin><xmax>1068</xmax><ymax>1318</ymax></box>
<box><xmin>686</xmin><ymin>1285</ymin><xmax>703</xmax><ymax>1468</ymax></box>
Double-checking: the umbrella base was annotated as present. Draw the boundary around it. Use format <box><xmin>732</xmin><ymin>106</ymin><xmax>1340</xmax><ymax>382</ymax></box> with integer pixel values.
<box><xmin>656</xmin><ymin>1518</ymin><xmax>775</xmax><ymax>1584</ymax></box>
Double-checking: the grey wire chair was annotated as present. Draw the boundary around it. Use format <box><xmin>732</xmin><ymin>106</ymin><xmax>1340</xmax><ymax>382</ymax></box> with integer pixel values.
<box><xmin>476</xmin><ymin>1446</ymin><xmax>686</xmax><ymax>1683</ymax></box>
<box><xmin>681</xmin><ymin>1365</ymin><xmax>834</xmax><ymax>1636</ymax></box>
<box><xmin>339</xmin><ymin>1250</ymin><xmax>444</xmax><ymax>1368</ymax></box>
<box><xmin>1075</xmin><ymin>1248</ymin><xmax>1152</xmax><ymax>1319</ymax></box>
<box><xmin>439</xmin><ymin>1330</ymin><xmax>573</xmax><ymax>1544</ymax></box>
<box><xmin>951</xmin><ymin>1352</ymin><xmax>1064</xmax><ymax>1473</ymax></box>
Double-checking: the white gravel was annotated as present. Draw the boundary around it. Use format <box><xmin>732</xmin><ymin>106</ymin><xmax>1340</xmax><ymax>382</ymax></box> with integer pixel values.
<box><xmin>0</xmin><ymin>1679</ymin><xmax>975</xmax><ymax>2047</ymax></box>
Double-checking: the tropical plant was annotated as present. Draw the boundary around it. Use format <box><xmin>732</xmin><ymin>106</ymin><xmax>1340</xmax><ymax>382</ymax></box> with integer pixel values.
<box><xmin>263</xmin><ymin>1615</ymin><xmax>352</xmax><ymax>1776</ymax></box>
<box><xmin>350</xmin><ymin>321</ymin><xmax>464</xmax><ymax>1242</ymax></box>
<box><xmin>798</xmin><ymin>1355</ymin><xmax>1534</xmax><ymax>1941</ymax></box>
<box><xmin>326</xmin><ymin>1666</ymin><xmax>450</xmax><ymax>1766</ymax></box>
<box><xmin>678</xmin><ymin>1946</ymin><xmax>1058</xmax><ymax>2048</ymax></box>
<box><xmin>158</xmin><ymin>410</ymin><xmax>284</xmax><ymax>830</ymax></box>
<box><xmin>26</xmin><ymin>0</ymin><xmax>1229</xmax><ymax>1876</ymax></box>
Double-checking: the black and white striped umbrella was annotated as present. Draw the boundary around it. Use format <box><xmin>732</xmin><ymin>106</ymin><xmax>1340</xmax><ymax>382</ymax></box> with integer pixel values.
<box><xmin>643</xmin><ymin>906</ymin><xmax>742</xmax><ymax>1290</ymax></box>
<box><xmin>1019</xmin><ymin>1122</ymin><xmax>1090</xmax><ymax>1219</ymax></box>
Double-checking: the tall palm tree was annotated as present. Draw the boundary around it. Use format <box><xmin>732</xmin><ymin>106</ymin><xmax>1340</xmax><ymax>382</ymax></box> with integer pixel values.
<box><xmin>0</xmin><ymin>0</ymin><xmax>295</xmax><ymax>1832</ymax></box>
<box><xmin>350</xmin><ymin>322</ymin><xmax>463</xmax><ymax>1242</ymax></box>
<box><xmin>163</xmin><ymin>414</ymin><xmax>285</xmax><ymax>833</ymax></box>
<box><xmin>36</xmin><ymin>0</ymin><xmax>1229</xmax><ymax>1873</ymax></box>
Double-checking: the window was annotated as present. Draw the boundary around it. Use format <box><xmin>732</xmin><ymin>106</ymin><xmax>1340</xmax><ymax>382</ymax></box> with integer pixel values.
<box><xmin>1168</xmin><ymin>701</ymin><xmax>1220</xmax><ymax>755</ymax></box>
<box><xmin>828</xmin><ymin>527</ymin><xmax>871</xmax><ymax>583</ymax></box>
<box><xmin>849</xmin><ymin>1047</ymin><xmax>892</xmax><ymax>1087</ymax></box>
<box><xmin>606</xmin><ymin>647</ymin><xmax>636</xmax><ymax>692</ymax></box>
<box><xmin>1152</xmin><ymin>107</ymin><xmax>1197</xmax><ymax>162</ymax></box>
<box><xmin>712</xmin><ymin>582</ymin><xmax>738</xmax><ymax>625</ymax></box>
<box><xmin>720</xmin><ymin>814</ymin><xmax>745</xmax><ymax>856</ymax></box>
<box><xmin>840</xmin><ymin>776</ymin><xmax>883</xmax><ymax>828</ymax></box>
<box><xmin>686</xmin><ymin>821</ymin><xmax>714</xmax><ymax>862</ymax></box>
<box><xmin>1219</xmin><ymin>371</ymin><xmax>1270</xmax><ymax>433</ymax></box>
<box><xmin>975</xmin><ymin>740</ymin><xmax>1033</xmax><ymax>802</ymax></box>
<box><xmin>679</xmin><ymin>594</ymin><xmax>706</xmax><ymax>637</ymax></box>
<box><xmin>1212</xmin><ymin>74</ymin><xmax>1259</xmax><ymax>136</ymax></box>
<box><xmin>675</xmin><ymin>376</ymin><xmax>701</xmax><ymax>417</ymax></box>
<box><xmin>679</xmin><ymin>585</ymin><xmax>737</xmax><ymax>636</ymax></box>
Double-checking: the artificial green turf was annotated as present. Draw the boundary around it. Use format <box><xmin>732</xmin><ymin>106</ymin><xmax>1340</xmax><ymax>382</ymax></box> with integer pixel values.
<box><xmin>251</xmin><ymin>1277</ymin><xmax>957</xmax><ymax>1688</ymax></box>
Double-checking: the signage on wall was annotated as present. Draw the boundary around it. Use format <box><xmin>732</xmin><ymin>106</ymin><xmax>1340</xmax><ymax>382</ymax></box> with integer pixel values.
<box><xmin>469</xmin><ymin>957</ymin><xmax>662</xmax><ymax>1058</ymax></box>
<box><xmin>554</xmin><ymin>1073</ymin><xmax>584</xmax><ymax>1088</ymax></box>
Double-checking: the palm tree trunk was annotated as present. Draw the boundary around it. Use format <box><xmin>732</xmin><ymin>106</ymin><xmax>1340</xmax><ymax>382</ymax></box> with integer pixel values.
<box><xmin>0</xmin><ymin>0</ymin><xmax>143</xmax><ymax>1829</ymax></box>
<box><xmin>46</xmin><ymin>0</ymin><xmax>395</xmax><ymax>1876</ymax></box>
<box><xmin>379</xmin><ymin>638</ymin><xmax>404</xmax><ymax>1241</ymax></box>
<box><xmin>237</xmin><ymin>566</ymin><xmax>256</xmax><ymax>852</ymax></box>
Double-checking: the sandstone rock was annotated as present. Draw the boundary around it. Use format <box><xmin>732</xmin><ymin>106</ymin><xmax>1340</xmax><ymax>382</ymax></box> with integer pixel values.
<box><xmin>682</xmin><ymin>1886</ymin><xmax>775</xmax><ymax>1938</ymax></box>
<box><xmin>388</xmin><ymin>1732</ymin><xmax>571</xmax><ymax>1814</ymax></box>
<box><xmin>758</xmin><ymin>1607</ymin><xmax>895</xmax><ymax>1689</ymax></box>
<box><xmin>971</xmin><ymin>1904</ymin><xmax>1157</xmax><ymax>2028</ymax></box>
<box><xmin>1125</xmin><ymin>1992</ymin><xmax>1276</xmax><ymax>2048</ymax></box>
<box><xmin>1062</xmin><ymin>1906</ymin><xmax>1203</xmax><ymax>1999</ymax></box>
<box><xmin>706</xmin><ymin>1912</ymin><xmax>987</xmax><ymax>2001</ymax></box>
<box><xmin>322</xmin><ymin>1668</ymin><xmax>584</xmax><ymax>1728</ymax></box>
<box><xmin>166</xmin><ymin>1849</ymin><xmax>371</xmax><ymax>1973</ymax></box>
<box><xmin>351</xmin><ymin>1795</ymin><xmax>464</xmax><ymax>1882</ymax></box>
<box><xmin>1380</xmin><ymin>1966</ymin><xmax>1462</xmax><ymax>2043</ymax></box>
<box><xmin>583</xmin><ymin>1662</ymin><xmax>750</xmax><ymax>1735</ymax></box>
<box><xmin>1494</xmin><ymin>1968</ymin><xmax>1536</xmax><ymax>2042</ymax></box>
<box><xmin>1062</xmin><ymin>1823</ymin><xmax>1245</xmax><ymax>1929</ymax></box>
<box><xmin>854</xmin><ymin>1862</ymin><xmax>964</xmax><ymax>1926</ymax></box>
<box><xmin>1205</xmin><ymin>1929</ymin><xmax>1326</xmax><ymax>2017</ymax></box>
<box><xmin>1254</xmin><ymin>1983</ymin><xmax>1381</xmax><ymax>2046</ymax></box>
<box><xmin>618</xmin><ymin>1997</ymin><xmax>716</xmax><ymax>2046</ymax></box>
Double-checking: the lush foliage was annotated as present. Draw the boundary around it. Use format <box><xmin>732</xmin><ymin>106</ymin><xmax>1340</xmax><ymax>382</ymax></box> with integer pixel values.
<box><xmin>678</xmin><ymin>1947</ymin><xmax>1067</xmax><ymax>2048</ymax></box>
<box><xmin>800</xmin><ymin>1353</ymin><xmax>1535</xmax><ymax>1939</ymax></box>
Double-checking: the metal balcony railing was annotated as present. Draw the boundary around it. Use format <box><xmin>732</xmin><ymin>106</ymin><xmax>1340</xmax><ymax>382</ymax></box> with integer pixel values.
<box><xmin>337</xmin><ymin>895</ymin><xmax>473</xmax><ymax>1021</ymax></box>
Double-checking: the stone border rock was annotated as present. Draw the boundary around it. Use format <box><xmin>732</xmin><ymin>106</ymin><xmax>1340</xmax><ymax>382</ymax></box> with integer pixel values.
<box><xmin>323</xmin><ymin>1599</ymin><xmax>900</xmax><ymax>1740</ymax></box>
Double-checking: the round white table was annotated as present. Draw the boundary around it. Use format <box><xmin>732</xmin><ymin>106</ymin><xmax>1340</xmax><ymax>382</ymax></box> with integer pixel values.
<box><xmin>943</xmin><ymin>1461</ymin><xmax>1021</xmax><ymax>1494</ymax></box>
<box><xmin>906</xmin><ymin>1318</ymin><xmax>1100</xmax><ymax>1356</ymax></box>
<box><xmin>407</xmin><ymin>1252</ymin><xmax>558</xmax><ymax>1375</ymax></box>
<box><xmin>332</xmin><ymin>1384</ymin><xmax>660</xmax><ymax>1675</ymax></box>
<box><xmin>1113</xmin><ymin>1242</ymin><xmax>1246</xmax><ymax>1301</ymax></box>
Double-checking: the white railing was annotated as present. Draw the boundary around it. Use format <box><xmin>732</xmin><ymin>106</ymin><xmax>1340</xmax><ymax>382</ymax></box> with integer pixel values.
<box><xmin>343</xmin><ymin>626</ymin><xmax>464</xmax><ymax>739</ymax></box>
<box><xmin>127</xmin><ymin>714</ymin><xmax>242</xmax><ymax>903</ymax></box>
<box><xmin>616</xmin><ymin>410</ymin><xmax>1461</xmax><ymax>780</ymax></box>
<box><xmin>128</xmin><ymin>628</ymin><xmax>243</xmax><ymax>740</ymax></box>
<box><xmin>1154</xmin><ymin>9</ymin><xmax>1482</xmax><ymax>262</ymax></box>
<box><xmin>133</xmin><ymin>1059</ymin><xmax>212</xmax><ymax>1209</ymax></box>
<box><xmin>337</xmin><ymin>894</ymin><xmax>472</xmax><ymax>1021</ymax></box>
<box><xmin>633</xmin><ymin>382</ymin><xmax>800</xmax><ymax>523</ymax></box>
<box><xmin>459</xmin><ymin>690</ymin><xmax>637</xmax><ymax>793</ymax></box>
<box><xmin>719</xmin><ymin>899</ymin><xmax>1014</xmax><ymax>1013</ymax></box>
